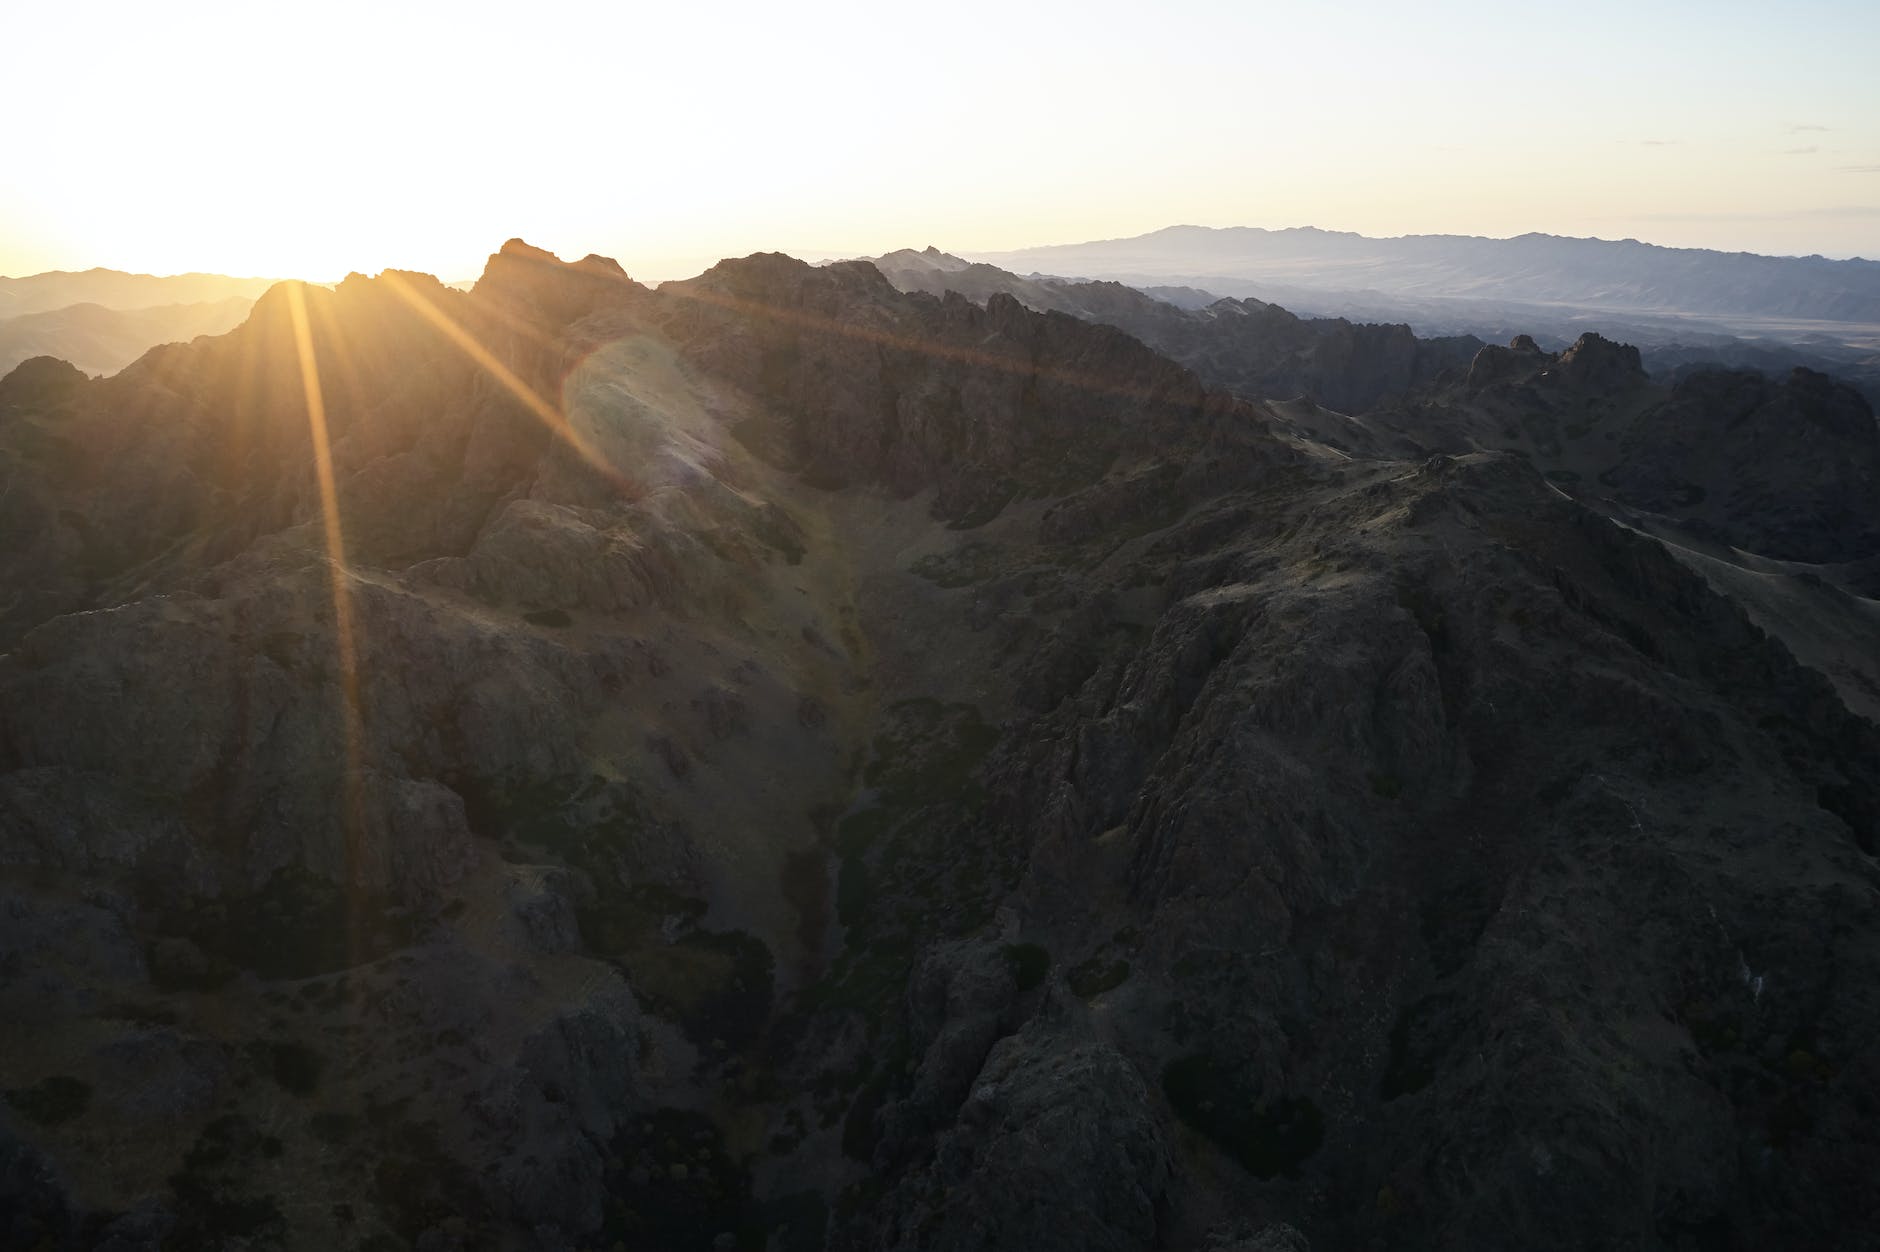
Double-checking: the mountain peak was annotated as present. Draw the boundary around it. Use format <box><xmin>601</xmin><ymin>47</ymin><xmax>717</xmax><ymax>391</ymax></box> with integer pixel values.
<box><xmin>0</xmin><ymin>354</ymin><xmax>88</xmax><ymax>407</ymax></box>
<box><xmin>865</xmin><ymin>247</ymin><xmax>971</xmax><ymax>274</ymax></box>
<box><xmin>1558</xmin><ymin>330</ymin><xmax>1644</xmax><ymax>385</ymax></box>
<box><xmin>473</xmin><ymin>239</ymin><xmax>643</xmax><ymax>321</ymax></box>
<box><xmin>497</xmin><ymin>237</ymin><xmax>560</xmax><ymax>262</ymax></box>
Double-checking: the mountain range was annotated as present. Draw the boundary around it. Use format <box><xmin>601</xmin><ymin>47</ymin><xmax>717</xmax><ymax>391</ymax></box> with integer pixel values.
<box><xmin>973</xmin><ymin>225</ymin><xmax>1880</xmax><ymax>326</ymax></box>
<box><xmin>0</xmin><ymin>270</ymin><xmax>279</xmax><ymax>320</ymax></box>
<box><xmin>0</xmin><ymin>269</ymin><xmax>279</xmax><ymax>380</ymax></box>
<box><xmin>967</xmin><ymin>228</ymin><xmax>1880</xmax><ymax>396</ymax></box>
<box><xmin>0</xmin><ymin>298</ymin><xmax>256</xmax><ymax>379</ymax></box>
<box><xmin>0</xmin><ymin>238</ymin><xmax>1876</xmax><ymax>1251</ymax></box>
<box><xmin>867</xmin><ymin>244</ymin><xmax>1880</xmax><ymax>409</ymax></box>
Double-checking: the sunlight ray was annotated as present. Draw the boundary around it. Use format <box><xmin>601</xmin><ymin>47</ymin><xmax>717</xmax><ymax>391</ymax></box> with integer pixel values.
<box><xmin>304</xmin><ymin>289</ymin><xmax>376</xmax><ymax>439</ymax></box>
<box><xmin>283</xmin><ymin>282</ymin><xmax>369</xmax><ymax>916</ymax></box>
<box><xmin>377</xmin><ymin>271</ymin><xmax>638</xmax><ymax>496</ymax></box>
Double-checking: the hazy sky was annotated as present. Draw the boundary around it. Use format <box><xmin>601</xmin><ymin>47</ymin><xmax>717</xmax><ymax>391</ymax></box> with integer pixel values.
<box><xmin>4</xmin><ymin>0</ymin><xmax>1878</xmax><ymax>281</ymax></box>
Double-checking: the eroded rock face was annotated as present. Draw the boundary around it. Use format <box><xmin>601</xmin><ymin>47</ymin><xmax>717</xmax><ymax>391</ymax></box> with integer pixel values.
<box><xmin>867</xmin><ymin>1027</ymin><xmax>1171</xmax><ymax>1252</ymax></box>
<box><xmin>0</xmin><ymin>240</ymin><xmax>1877</xmax><ymax>1252</ymax></box>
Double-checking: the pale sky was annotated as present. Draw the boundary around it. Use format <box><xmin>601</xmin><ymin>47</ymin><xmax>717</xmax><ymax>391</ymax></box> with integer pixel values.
<box><xmin>4</xmin><ymin>0</ymin><xmax>1878</xmax><ymax>282</ymax></box>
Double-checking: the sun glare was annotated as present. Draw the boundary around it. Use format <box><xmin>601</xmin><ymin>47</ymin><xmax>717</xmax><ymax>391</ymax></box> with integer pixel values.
<box><xmin>4</xmin><ymin>0</ymin><xmax>1877</xmax><ymax>280</ymax></box>
<box><xmin>282</xmin><ymin>282</ymin><xmax>368</xmax><ymax>930</ymax></box>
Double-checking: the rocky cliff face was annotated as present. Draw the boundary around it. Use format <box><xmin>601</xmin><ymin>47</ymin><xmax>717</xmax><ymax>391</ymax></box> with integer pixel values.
<box><xmin>1</xmin><ymin>241</ymin><xmax>1877</xmax><ymax>1252</ymax></box>
<box><xmin>1604</xmin><ymin>365</ymin><xmax>1880</xmax><ymax>564</ymax></box>
<box><xmin>1354</xmin><ymin>335</ymin><xmax>1880</xmax><ymax>570</ymax></box>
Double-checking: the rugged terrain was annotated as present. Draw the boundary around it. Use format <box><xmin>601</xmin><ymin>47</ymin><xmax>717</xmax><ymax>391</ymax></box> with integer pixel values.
<box><xmin>863</xmin><ymin>248</ymin><xmax>1484</xmax><ymax>415</ymax></box>
<box><xmin>862</xmin><ymin>252</ymin><xmax>1880</xmax><ymax>669</ymax></box>
<box><xmin>952</xmin><ymin>229</ymin><xmax>1880</xmax><ymax>406</ymax></box>
<box><xmin>1</xmin><ymin>240</ymin><xmax>1877</xmax><ymax>1251</ymax></box>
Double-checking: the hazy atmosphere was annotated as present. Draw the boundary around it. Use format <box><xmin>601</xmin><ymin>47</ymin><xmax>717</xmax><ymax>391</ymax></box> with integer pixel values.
<box><xmin>5</xmin><ymin>4</ymin><xmax>1880</xmax><ymax>1251</ymax></box>
<box><xmin>5</xmin><ymin>0</ymin><xmax>1879</xmax><ymax>281</ymax></box>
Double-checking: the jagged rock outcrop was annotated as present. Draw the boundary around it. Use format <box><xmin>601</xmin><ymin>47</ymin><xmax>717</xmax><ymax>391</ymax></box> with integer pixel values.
<box><xmin>1556</xmin><ymin>330</ymin><xmax>1645</xmax><ymax>390</ymax></box>
<box><xmin>1465</xmin><ymin>332</ymin><xmax>1552</xmax><ymax>387</ymax></box>
<box><xmin>474</xmin><ymin>237</ymin><xmax>645</xmax><ymax>329</ymax></box>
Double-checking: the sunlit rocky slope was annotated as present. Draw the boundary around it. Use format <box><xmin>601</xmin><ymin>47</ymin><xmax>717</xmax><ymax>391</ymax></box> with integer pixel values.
<box><xmin>1</xmin><ymin>240</ymin><xmax>1877</xmax><ymax>1251</ymax></box>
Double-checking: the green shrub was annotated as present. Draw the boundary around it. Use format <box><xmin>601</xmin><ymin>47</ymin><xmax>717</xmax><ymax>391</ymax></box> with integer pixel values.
<box><xmin>1162</xmin><ymin>1054</ymin><xmax>1322</xmax><ymax>1177</ymax></box>
<box><xmin>1002</xmin><ymin>943</ymin><xmax>1050</xmax><ymax>991</ymax></box>
<box><xmin>624</xmin><ymin>929</ymin><xmax>775</xmax><ymax>1050</ymax></box>
<box><xmin>175</xmin><ymin>866</ymin><xmax>414</xmax><ymax>980</ymax></box>
<box><xmin>5</xmin><ymin>1075</ymin><xmax>90</xmax><ymax>1126</ymax></box>
<box><xmin>263</xmin><ymin>1040</ymin><xmax>324</xmax><ymax>1095</ymax></box>
<box><xmin>842</xmin><ymin>1073</ymin><xmax>891</xmax><ymax>1162</ymax></box>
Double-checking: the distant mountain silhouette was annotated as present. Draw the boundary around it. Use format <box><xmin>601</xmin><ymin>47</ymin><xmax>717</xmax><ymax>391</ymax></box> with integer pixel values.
<box><xmin>0</xmin><ymin>267</ymin><xmax>282</xmax><ymax>378</ymax></box>
<box><xmin>0</xmin><ymin>297</ymin><xmax>254</xmax><ymax>377</ymax></box>
<box><xmin>973</xmin><ymin>225</ymin><xmax>1880</xmax><ymax>329</ymax></box>
<box><xmin>0</xmin><ymin>267</ymin><xmax>280</xmax><ymax>319</ymax></box>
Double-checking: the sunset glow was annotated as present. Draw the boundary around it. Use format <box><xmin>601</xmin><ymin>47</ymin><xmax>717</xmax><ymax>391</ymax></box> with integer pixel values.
<box><xmin>5</xmin><ymin>0</ymin><xmax>1878</xmax><ymax>282</ymax></box>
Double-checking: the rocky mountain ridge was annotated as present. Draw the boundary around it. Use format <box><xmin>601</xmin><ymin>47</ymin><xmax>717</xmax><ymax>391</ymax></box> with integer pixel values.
<box><xmin>857</xmin><ymin>249</ymin><xmax>1880</xmax><ymax>580</ymax></box>
<box><xmin>1</xmin><ymin>238</ymin><xmax>1877</xmax><ymax>1252</ymax></box>
<box><xmin>859</xmin><ymin>247</ymin><xmax>1485</xmax><ymax>414</ymax></box>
